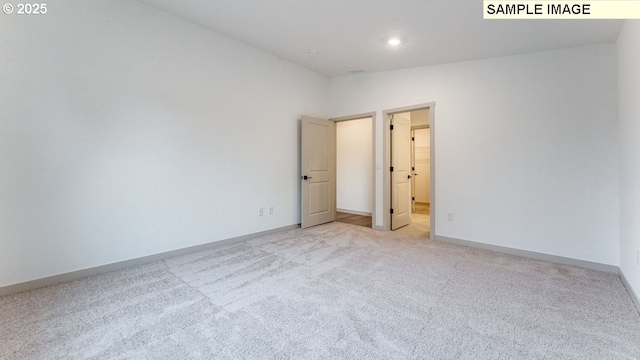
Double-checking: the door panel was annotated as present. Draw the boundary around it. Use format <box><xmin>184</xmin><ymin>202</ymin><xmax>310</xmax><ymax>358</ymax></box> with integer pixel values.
<box><xmin>301</xmin><ymin>116</ymin><xmax>335</xmax><ymax>228</ymax></box>
<box><xmin>391</xmin><ymin>115</ymin><xmax>411</xmax><ymax>230</ymax></box>
<box><xmin>309</xmin><ymin>182</ymin><xmax>330</xmax><ymax>215</ymax></box>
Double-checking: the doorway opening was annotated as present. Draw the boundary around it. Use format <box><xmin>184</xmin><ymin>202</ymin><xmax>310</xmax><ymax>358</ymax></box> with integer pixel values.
<box><xmin>332</xmin><ymin>113</ymin><xmax>375</xmax><ymax>229</ymax></box>
<box><xmin>299</xmin><ymin>113</ymin><xmax>376</xmax><ymax>229</ymax></box>
<box><xmin>383</xmin><ymin>103</ymin><xmax>435</xmax><ymax>239</ymax></box>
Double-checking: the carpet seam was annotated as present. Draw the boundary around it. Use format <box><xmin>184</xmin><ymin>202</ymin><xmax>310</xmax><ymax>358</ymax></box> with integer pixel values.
<box><xmin>162</xmin><ymin>259</ymin><xmax>222</xmax><ymax>313</ymax></box>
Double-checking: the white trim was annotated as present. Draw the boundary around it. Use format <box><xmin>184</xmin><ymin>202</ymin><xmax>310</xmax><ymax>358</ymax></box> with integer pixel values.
<box><xmin>330</xmin><ymin>112</ymin><xmax>375</xmax><ymax>123</ymax></box>
<box><xmin>620</xmin><ymin>269</ymin><xmax>640</xmax><ymax>316</ymax></box>
<box><xmin>435</xmin><ymin>235</ymin><xmax>618</xmax><ymax>273</ymax></box>
<box><xmin>336</xmin><ymin>208</ymin><xmax>372</xmax><ymax>216</ymax></box>
<box><xmin>428</xmin><ymin>105</ymin><xmax>435</xmax><ymax>241</ymax></box>
<box><xmin>0</xmin><ymin>225</ymin><xmax>298</xmax><ymax>297</ymax></box>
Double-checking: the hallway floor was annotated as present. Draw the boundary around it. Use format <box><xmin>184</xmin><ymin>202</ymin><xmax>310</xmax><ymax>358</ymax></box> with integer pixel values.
<box><xmin>396</xmin><ymin>202</ymin><xmax>431</xmax><ymax>236</ymax></box>
<box><xmin>335</xmin><ymin>203</ymin><xmax>429</xmax><ymax>235</ymax></box>
<box><xmin>336</xmin><ymin>212</ymin><xmax>372</xmax><ymax>228</ymax></box>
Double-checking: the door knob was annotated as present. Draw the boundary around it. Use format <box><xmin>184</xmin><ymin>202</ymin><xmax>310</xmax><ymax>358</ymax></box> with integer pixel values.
<box><xmin>301</xmin><ymin>175</ymin><xmax>313</xmax><ymax>180</ymax></box>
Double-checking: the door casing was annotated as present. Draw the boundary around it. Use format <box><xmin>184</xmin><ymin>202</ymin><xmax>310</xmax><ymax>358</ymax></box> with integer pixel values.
<box><xmin>383</xmin><ymin>103</ymin><xmax>436</xmax><ymax>239</ymax></box>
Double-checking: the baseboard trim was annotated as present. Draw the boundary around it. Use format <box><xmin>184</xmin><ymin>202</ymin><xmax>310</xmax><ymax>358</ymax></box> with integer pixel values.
<box><xmin>336</xmin><ymin>208</ymin><xmax>372</xmax><ymax>217</ymax></box>
<box><xmin>619</xmin><ymin>269</ymin><xmax>640</xmax><ymax>315</ymax></box>
<box><xmin>0</xmin><ymin>224</ymin><xmax>298</xmax><ymax>297</ymax></box>
<box><xmin>435</xmin><ymin>235</ymin><xmax>618</xmax><ymax>274</ymax></box>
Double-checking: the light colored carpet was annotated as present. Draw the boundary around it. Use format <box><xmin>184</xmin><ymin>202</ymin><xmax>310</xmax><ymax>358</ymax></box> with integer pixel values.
<box><xmin>1</xmin><ymin>222</ymin><xmax>639</xmax><ymax>359</ymax></box>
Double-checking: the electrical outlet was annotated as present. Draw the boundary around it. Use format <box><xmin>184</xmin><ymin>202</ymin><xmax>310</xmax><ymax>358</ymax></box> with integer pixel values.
<box><xmin>269</xmin><ymin>206</ymin><xmax>274</xmax><ymax>215</ymax></box>
<box><xmin>259</xmin><ymin>208</ymin><xmax>264</xmax><ymax>216</ymax></box>
<box><xmin>447</xmin><ymin>212</ymin><xmax>454</xmax><ymax>221</ymax></box>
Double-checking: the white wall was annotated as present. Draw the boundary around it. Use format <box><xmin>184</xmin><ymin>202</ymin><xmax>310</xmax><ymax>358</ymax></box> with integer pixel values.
<box><xmin>336</xmin><ymin>118</ymin><xmax>373</xmax><ymax>214</ymax></box>
<box><xmin>329</xmin><ymin>44</ymin><xmax>619</xmax><ymax>266</ymax></box>
<box><xmin>618</xmin><ymin>21</ymin><xmax>640</xmax><ymax>301</ymax></box>
<box><xmin>0</xmin><ymin>0</ymin><xmax>329</xmax><ymax>287</ymax></box>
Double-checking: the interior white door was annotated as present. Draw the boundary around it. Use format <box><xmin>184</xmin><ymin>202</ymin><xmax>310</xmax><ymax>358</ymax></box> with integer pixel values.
<box><xmin>301</xmin><ymin>116</ymin><xmax>335</xmax><ymax>229</ymax></box>
<box><xmin>391</xmin><ymin>115</ymin><xmax>412</xmax><ymax>230</ymax></box>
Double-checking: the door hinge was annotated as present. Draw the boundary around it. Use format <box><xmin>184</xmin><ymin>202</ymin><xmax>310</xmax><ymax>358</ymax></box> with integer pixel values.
<box><xmin>412</xmin><ymin>166</ymin><xmax>415</xmax><ymax>171</ymax></box>
<box><xmin>390</xmin><ymin>124</ymin><xmax>394</xmax><ymax>130</ymax></box>
<box><xmin>390</xmin><ymin>208</ymin><xmax>394</xmax><ymax>214</ymax></box>
<box><xmin>412</xmin><ymin>137</ymin><xmax>415</xmax><ymax>141</ymax></box>
<box><xmin>390</xmin><ymin>166</ymin><xmax>394</xmax><ymax>172</ymax></box>
<box><xmin>412</xmin><ymin>197</ymin><xmax>415</xmax><ymax>201</ymax></box>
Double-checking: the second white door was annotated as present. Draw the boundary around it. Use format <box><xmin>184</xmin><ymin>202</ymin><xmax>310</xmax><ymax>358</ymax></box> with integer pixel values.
<box><xmin>391</xmin><ymin>115</ymin><xmax>411</xmax><ymax>230</ymax></box>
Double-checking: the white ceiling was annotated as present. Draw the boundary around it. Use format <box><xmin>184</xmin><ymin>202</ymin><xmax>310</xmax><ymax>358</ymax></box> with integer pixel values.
<box><xmin>139</xmin><ymin>0</ymin><xmax>623</xmax><ymax>77</ymax></box>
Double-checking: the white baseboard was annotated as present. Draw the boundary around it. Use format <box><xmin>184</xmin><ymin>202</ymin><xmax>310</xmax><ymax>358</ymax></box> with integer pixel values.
<box><xmin>435</xmin><ymin>235</ymin><xmax>619</xmax><ymax>274</ymax></box>
<box><xmin>619</xmin><ymin>269</ymin><xmax>640</xmax><ymax>315</ymax></box>
<box><xmin>0</xmin><ymin>224</ymin><xmax>298</xmax><ymax>297</ymax></box>
<box><xmin>336</xmin><ymin>208</ymin><xmax>372</xmax><ymax>216</ymax></box>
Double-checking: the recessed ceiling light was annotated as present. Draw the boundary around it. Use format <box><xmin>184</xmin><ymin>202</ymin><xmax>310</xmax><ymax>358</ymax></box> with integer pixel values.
<box><xmin>309</xmin><ymin>51</ymin><xmax>318</xmax><ymax>56</ymax></box>
<box><xmin>387</xmin><ymin>38</ymin><xmax>401</xmax><ymax>46</ymax></box>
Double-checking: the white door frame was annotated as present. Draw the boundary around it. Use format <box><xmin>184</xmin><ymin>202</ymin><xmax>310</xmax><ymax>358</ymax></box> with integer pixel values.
<box><xmin>383</xmin><ymin>103</ymin><xmax>436</xmax><ymax>239</ymax></box>
<box><xmin>330</xmin><ymin>112</ymin><xmax>376</xmax><ymax>229</ymax></box>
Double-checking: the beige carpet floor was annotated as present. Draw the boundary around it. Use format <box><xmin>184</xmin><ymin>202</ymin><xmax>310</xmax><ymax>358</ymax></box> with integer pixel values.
<box><xmin>1</xmin><ymin>222</ymin><xmax>639</xmax><ymax>359</ymax></box>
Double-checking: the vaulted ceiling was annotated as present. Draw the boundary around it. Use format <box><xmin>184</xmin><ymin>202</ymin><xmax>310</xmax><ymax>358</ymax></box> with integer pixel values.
<box><xmin>140</xmin><ymin>0</ymin><xmax>623</xmax><ymax>77</ymax></box>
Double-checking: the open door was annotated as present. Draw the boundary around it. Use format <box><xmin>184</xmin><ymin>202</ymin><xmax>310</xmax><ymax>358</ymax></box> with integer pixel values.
<box><xmin>391</xmin><ymin>114</ymin><xmax>411</xmax><ymax>230</ymax></box>
<box><xmin>300</xmin><ymin>116</ymin><xmax>336</xmax><ymax>229</ymax></box>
